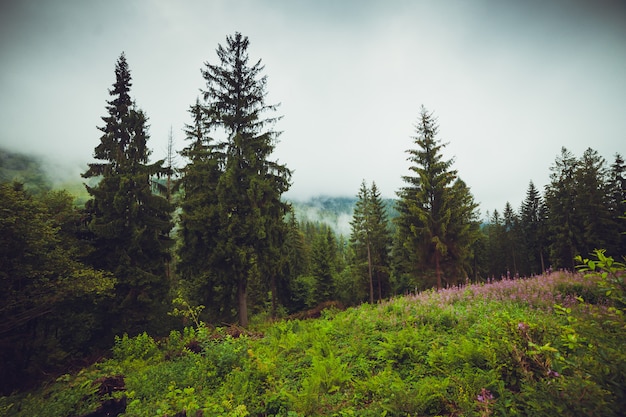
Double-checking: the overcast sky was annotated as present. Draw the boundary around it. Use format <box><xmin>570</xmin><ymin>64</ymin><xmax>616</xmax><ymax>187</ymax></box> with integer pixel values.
<box><xmin>1</xmin><ymin>0</ymin><xmax>625</xmax><ymax>215</ymax></box>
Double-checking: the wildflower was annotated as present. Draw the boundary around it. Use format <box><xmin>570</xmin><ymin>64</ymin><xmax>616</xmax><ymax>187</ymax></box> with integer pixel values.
<box><xmin>547</xmin><ymin>369</ymin><xmax>560</xmax><ymax>378</ymax></box>
<box><xmin>477</xmin><ymin>388</ymin><xmax>494</xmax><ymax>403</ymax></box>
<box><xmin>517</xmin><ymin>322</ymin><xmax>529</xmax><ymax>331</ymax></box>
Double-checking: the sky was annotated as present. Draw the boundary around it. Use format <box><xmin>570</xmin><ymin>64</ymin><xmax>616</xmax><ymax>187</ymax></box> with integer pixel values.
<box><xmin>1</xmin><ymin>0</ymin><xmax>625</xmax><ymax>215</ymax></box>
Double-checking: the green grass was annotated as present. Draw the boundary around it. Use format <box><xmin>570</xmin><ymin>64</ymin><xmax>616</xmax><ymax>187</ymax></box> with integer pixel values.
<box><xmin>2</xmin><ymin>272</ymin><xmax>625</xmax><ymax>417</ymax></box>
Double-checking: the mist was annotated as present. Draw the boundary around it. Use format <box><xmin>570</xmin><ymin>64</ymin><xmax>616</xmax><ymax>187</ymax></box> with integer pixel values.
<box><xmin>1</xmin><ymin>0</ymin><xmax>624</xmax><ymax>213</ymax></box>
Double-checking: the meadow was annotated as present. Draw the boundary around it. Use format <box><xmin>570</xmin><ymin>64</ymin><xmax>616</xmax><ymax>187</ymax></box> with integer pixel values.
<box><xmin>2</xmin><ymin>271</ymin><xmax>625</xmax><ymax>417</ymax></box>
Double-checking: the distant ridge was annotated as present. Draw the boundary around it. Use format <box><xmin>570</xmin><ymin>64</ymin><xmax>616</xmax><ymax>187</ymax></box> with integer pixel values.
<box><xmin>287</xmin><ymin>195</ymin><xmax>398</xmax><ymax>236</ymax></box>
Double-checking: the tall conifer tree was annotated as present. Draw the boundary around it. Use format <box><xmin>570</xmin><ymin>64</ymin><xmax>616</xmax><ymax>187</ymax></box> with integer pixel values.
<box><xmin>179</xmin><ymin>33</ymin><xmax>291</xmax><ymax>326</ymax></box>
<box><xmin>176</xmin><ymin>99</ymin><xmax>227</xmax><ymax>318</ymax></box>
<box><xmin>82</xmin><ymin>53</ymin><xmax>173</xmax><ymax>335</ymax></box>
<box><xmin>574</xmin><ymin>148</ymin><xmax>614</xmax><ymax>257</ymax></box>
<box><xmin>544</xmin><ymin>147</ymin><xmax>579</xmax><ymax>269</ymax></box>
<box><xmin>394</xmin><ymin>106</ymin><xmax>479</xmax><ymax>290</ymax></box>
<box><xmin>502</xmin><ymin>201</ymin><xmax>519</xmax><ymax>276</ymax></box>
<box><xmin>519</xmin><ymin>181</ymin><xmax>547</xmax><ymax>275</ymax></box>
<box><xmin>485</xmin><ymin>210</ymin><xmax>507</xmax><ymax>278</ymax></box>
<box><xmin>311</xmin><ymin>227</ymin><xmax>337</xmax><ymax>304</ymax></box>
<box><xmin>608</xmin><ymin>153</ymin><xmax>626</xmax><ymax>254</ymax></box>
<box><xmin>350</xmin><ymin>180</ymin><xmax>392</xmax><ymax>303</ymax></box>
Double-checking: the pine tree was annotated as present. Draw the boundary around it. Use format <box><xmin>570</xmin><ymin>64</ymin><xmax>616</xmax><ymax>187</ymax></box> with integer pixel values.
<box><xmin>368</xmin><ymin>182</ymin><xmax>393</xmax><ymax>300</ymax></box>
<box><xmin>544</xmin><ymin>147</ymin><xmax>583</xmax><ymax>269</ymax></box>
<box><xmin>519</xmin><ymin>181</ymin><xmax>547</xmax><ymax>275</ymax></box>
<box><xmin>311</xmin><ymin>226</ymin><xmax>337</xmax><ymax>304</ymax></box>
<box><xmin>608</xmin><ymin>153</ymin><xmax>626</xmax><ymax>255</ymax></box>
<box><xmin>196</xmin><ymin>33</ymin><xmax>291</xmax><ymax>326</ymax></box>
<box><xmin>82</xmin><ymin>53</ymin><xmax>173</xmax><ymax>335</ymax></box>
<box><xmin>502</xmin><ymin>201</ymin><xmax>519</xmax><ymax>276</ymax></box>
<box><xmin>278</xmin><ymin>211</ymin><xmax>309</xmax><ymax>312</ymax></box>
<box><xmin>350</xmin><ymin>181</ymin><xmax>374</xmax><ymax>302</ymax></box>
<box><xmin>176</xmin><ymin>98</ymin><xmax>226</xmax><ymax>319</ymax></box>
<box><xmin>574</xmin><ymin>148</ymin><xmax>614</xmax><ymax>257</ymax></box>
<box><xmin>350</xmin><ymin>180</ymin><xmax>392</xmax><ymax>303</ymax></box>
<box><xmin>485</xmin><ymin>209</ymin><xmax>507</xmax><ymax>278</ymax></box>
<box><xmin>394</xmin><ymin>106</ymin><xmax>479</xmax><ymax>290</ymax></box>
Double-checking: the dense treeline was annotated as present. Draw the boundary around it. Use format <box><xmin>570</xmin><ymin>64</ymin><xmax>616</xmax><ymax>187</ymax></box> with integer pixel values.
<box><xmin>1</xmin><ymin>32</ymin><xmax>624</xmax><ymax>396</ymax></box>
<box><xmin>480</xmin><ymin>148</ymin><xmax>625</xmax><ymax>279</ymax></box>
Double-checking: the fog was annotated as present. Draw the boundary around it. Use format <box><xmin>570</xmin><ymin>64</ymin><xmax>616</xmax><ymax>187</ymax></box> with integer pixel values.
<box><xmin>1</xmin><ymin>0</ymin><xmax>625</xmax><ymax>213</ymax></box>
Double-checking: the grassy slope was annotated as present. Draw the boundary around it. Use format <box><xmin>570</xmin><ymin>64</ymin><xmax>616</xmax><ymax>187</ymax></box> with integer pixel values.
<box><xmin>3</xmin><ymin>272</ymin><xmax>625</xmax><ymax>417</ymax></box>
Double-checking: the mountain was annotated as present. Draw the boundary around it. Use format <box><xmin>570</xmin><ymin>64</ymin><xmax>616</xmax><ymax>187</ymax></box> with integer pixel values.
<box><xmin>288</xmin><ymin>195</ymin><xmax>398</xmax><ymax>236</ymax></box>
<box><xmin>289</xmin><ymin>195</ymin><xmax>357</xmax><ymax>236</ymax></box>
<box><xmin>0</xmin><ymin>147</ymin><xmax>399</xmax><ymax>234</ymax></box>
<box><xmin>0</xmin><ymin>147</ymin><xmax>51</xmax><ymax>194</ymax></box>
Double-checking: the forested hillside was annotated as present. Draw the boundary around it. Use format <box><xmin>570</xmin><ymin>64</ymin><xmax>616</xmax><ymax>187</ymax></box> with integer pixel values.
<box><xmin>1</xmin><ymin>31</ymin><xmax>625</xmax><ymax>415</ymax></box>
<box><xmin>0</xmin><ymin>148</ymin><xmax>51</xmax><ymax>194</ymax></box>
<box><xmin>289</xmin><ymin>195</ymin><xmax>397</xmax><ymax>237</ymax></box>
<box><xmin>3</xmin><ymin>271</ymin><xmax>625</xmax><ymax>416</ymax></box>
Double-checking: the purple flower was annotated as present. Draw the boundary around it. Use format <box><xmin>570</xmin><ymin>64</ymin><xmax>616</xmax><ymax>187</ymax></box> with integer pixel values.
<box><xmin>518</xmin><ymin>322</ymin><xmax>529</xmax><ymax>331</ymax></box>
<box><xmin>477</xmin><ymin>388</ymin><xmax>494</xmax><ymax>403</ymax></box>
<box><xmin>548</xmin><ymin>370</ymin><xmax>560</xmax><ymax>378</ymax></box>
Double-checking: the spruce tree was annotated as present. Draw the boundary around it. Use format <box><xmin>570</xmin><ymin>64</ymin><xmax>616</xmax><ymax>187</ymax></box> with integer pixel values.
<box><xmin>176</xmin><ymin>99</ymin><xmax>227</xmax><ymax>319</ymax></box>
<box><xmin>350</xmin><ymin>180</ymin><xmax>392</xmax><ymax>303</ymax></box>
<box><xmin>608</xmin><ymin>153</ymin><xmax>626</xmax><ymax>254</ymax></box>
<box><xmin>502</xmin><ymin>201</ymin><xmax>519</xmax><ymax>276</ymax></box>
<box><xmin>82</xmin><ymin>53</ymin><xmax>173</xmax><ymax>335</ymax></box>
<box><xmin>544</xmin><ymin>147</ymin><xmax>580</xmax><ymax>269</ymax></box>
<box><xmin>394</xmin><ymin>106</ymin><xmax>479</xmax><ymax>290</ymax></box>
<box><xmin>350</xmin><ymin>181</ymin><xmax>374</xmax><ymax>302</ymax></box>
<box><xmin>485</xmin><ymin>210</ymin><xmax>507</xmax><ymax>278</ymax></box>
<box><xmin>311</xmin><ymin>226</ymin><xmax>337</xmax><ymax>304</ymax></box>
<box><xmin>278</xmin><ymin>211</ymin><xmax>309</xmax><ymax>313</ymax></box>
<box><xmin>519</xmin><ymin>181</ymin><xmax>547</xmax><ymax>275</ymax></box>
<box><xmin>445</xmin><ymin>179</ymin><xmax>481</xmax><ymax>281</ymax></box>
<box><xmin>190</xmin><ymin>33</ymin><xmax>291</xmax><ymax>326</ymax></box>
<box><xmin>574</xmin><ymin>148</ymin><xmax>614</xmax><ymax>257</ymax></box>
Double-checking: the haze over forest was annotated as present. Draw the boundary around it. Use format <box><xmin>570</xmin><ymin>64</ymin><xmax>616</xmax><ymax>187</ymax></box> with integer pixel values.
<box><xmin>1</xmin><ymin>0</ymin><xmax>625</xmax><ymax>214</ymax></box>
<box><xmin>2</xmin><ymin>5</ymin><xmax>626</xmax><ymax>409</ymax></box>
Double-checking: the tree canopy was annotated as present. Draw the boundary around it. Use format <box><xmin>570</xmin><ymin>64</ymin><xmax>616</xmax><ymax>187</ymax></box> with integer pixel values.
<box><xmin>82</xmin><ymin>53</ymin><xmax>174</xmax><ymax>336</ymax></box>
<box><xmin>394</xmin><ymin>106</ymin><xmax>480</xmax><ymax>290</ymax></box>
<box><xmin>176</xmin><ymin>33</ymin><xmax>291</xmax><ymax>326</ymax></box>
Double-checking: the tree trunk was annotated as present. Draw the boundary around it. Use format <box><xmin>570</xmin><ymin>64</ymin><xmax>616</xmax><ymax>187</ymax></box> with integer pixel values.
<box><xmin>270</xmin><ymin>272</ymin><xmax>277</xmax><ymax>319</ymax></box>
<box><xmin>238</xmin><ymin>278</ymin><xmax>248</xmax><ymax>327</ymax></box>
<box><xmin>367</xmin><ymin>242</ymin><xmax>374</xmax><ymax>304</ymax></box>
<box><xmin>435</xmin><ymin>250</ymin><xmax>442</xmax><ymax>290</ymax></box>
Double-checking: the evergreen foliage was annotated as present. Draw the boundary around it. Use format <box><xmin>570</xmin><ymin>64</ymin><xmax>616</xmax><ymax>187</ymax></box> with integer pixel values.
<box><xmin>543</xmin><ymin>147</ymin><xmax>581</xmax><ymax>269</ymax></box>
<box><xmin>310</xmin><ymin>227</ymin><xmax>337</xmax><ymax>305</ymax></box>
<box><xmin>349</xmin><ymin>180</ymin><xmax>392</xmax><ymax>303</ymax></box>
<box><xmin>608</xmin><ymin>153</ymin><xmax>626</xmax><ymax>254</ymax></box>
<box><xmin>176</xmin><ymin>33</ymin><xmax>291</xmax><ymax>326</ymax></box>
<box><xmin>543</xmin><ymin>147</ymin><xmax>620</xmax><ymax>270</ymax></box>
<box><xmin>4</xmin><ymin>33</ymin><xmax>626</xmax><ymax>405</ymax></box>
<box><xmin>519</xmin><ymin>181</ymin><xmax>548</xmax><ymax>276</ymax></box>
<box><xmin>574</xmin><ymin>148</ymin><xmax>614</xmax><ymax>255</ymax></box>
<box><xmin>81</xmin><ymin>53</ymin><xmax>174</xmax><ymax>336</ymax></box>
<box><xmin>176</xmin><ymin>99</ymin><xmax>227</xmax><ymax>320</ymax></box>
<box><xmin>0</xmin><ymin>148</ymin><xmax>51</xmax><ymax>194</ymax></box>
<box><xmin>0</xmin><ymin>182</ymin><xmax>114</xmax><ymax>394</ymax></box>
<box><xmin>394</xmin><ymin>106</ymin><xmax>480</xmax><ymax>290</ymax></box>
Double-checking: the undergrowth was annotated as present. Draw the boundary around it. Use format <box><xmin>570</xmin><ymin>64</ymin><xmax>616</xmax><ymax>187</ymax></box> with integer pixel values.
<box><xmin>2</xmin><ymin>271</ymin><xmax>625</xmax><ymax>416</ymax></box>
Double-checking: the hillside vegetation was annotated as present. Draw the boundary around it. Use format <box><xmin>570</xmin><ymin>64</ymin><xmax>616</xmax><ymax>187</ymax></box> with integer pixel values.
<box><xmin>3</xmin><ymin>271</ymin><xmax>625</xmax><ymax>417</ymax></box>
<box><xmin>1</xmin><ymin>32</ymin><xmax>624</xmax><ymax>415</ymax></box>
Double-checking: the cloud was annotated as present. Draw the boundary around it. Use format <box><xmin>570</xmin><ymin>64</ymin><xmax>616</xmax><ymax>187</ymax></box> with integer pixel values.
<box><xmin>0</xmin><ymin>0</ymin><xmax>624</xmax><ymax>213</ymax></box>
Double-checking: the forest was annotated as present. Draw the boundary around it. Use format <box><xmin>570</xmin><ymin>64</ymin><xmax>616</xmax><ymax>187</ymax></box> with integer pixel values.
<box><xmin>1</xmin><ymin>32</ymin><xmax>625</xmax><ymax>416</ymax></box>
